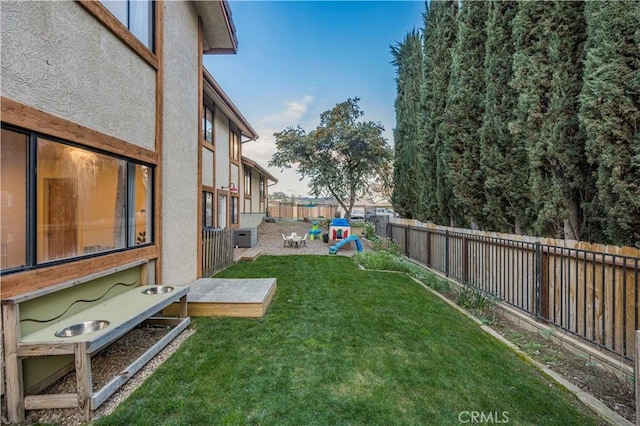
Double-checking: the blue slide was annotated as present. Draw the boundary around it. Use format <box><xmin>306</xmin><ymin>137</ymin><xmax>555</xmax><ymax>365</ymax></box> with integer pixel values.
<box><xmin>329</xmin><ymin>235</ymin><xmax>363</xmax><ymax>254</ymax></box>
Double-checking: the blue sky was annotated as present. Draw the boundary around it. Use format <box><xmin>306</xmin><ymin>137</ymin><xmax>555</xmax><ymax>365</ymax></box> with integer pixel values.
<box><xmin>203</xmin><ymin>1</ymin><xmax>424</xmax><ymax>196</ymax></box>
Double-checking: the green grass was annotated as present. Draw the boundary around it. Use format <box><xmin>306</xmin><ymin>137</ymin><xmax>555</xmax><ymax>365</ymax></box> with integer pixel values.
<box><xmin>95</xmin><ymin>256</ymin><xmax>599</xmax><ymax>425</ymax></box>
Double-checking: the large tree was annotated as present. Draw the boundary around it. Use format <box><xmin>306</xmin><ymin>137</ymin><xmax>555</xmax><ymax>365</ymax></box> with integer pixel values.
<box><xmin>510</xmin><ymin>1</ymin><xmax>591</xmax><ymax>240</ymax></box>
<box><xmin>480</xmin><ymin>0</ymin><xmax>530</xmax><ymax>234</ymax></box>
<box><xmin>579</xmin><ymin>1</ymin><xmax>640</xmax><ymax>246</ymax></box>
<box><xmin>418</xmin><ymin>0</ymin><xmax>458</xmax><ymax>225</ymax></box>
<box><xmin>270</xmin><ymin>98</ymin><xmax>392</xmax><ymax>222</ymax></box>
<box><xmin>442</xmin><ymin>0</ymin><xmax>488</xmax><ymax>228</ymax></box>
<box><xmin>391</xmin><ymin>29</ymin><xmax>423</xmax><ymax>218</ymax></box>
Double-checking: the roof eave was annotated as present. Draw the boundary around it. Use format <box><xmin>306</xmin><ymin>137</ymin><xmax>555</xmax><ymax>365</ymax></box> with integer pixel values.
<box><xmin>203</xmin><ymin>67</ymin><xmax>259</xmax><ymax>141</ymax></box>
<box><xmin>242</xmin><ymin>156</ymin><xmax>279</xmax><ymax>183</ymax></box>
<box><xmin>194</xmin><ymin>0</ymin><xmax>238</xmax><ymax>55</ymax></box>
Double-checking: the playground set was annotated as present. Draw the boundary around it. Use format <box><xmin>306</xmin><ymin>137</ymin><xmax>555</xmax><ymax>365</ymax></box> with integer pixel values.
<box><xmin>310</xmin><ymin>218</ymin><xmax>362</xmax><ymax>255</ymax></box>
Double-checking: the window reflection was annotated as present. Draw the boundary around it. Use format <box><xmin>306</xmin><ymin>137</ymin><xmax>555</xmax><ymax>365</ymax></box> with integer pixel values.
<box><xmin>37</xmin><ymin>139</ymin><xmax>127</xmax><ymax>262</ymax></box>
<box><xmin>0</xmin><ymin>129</ymin><xmax>28</xmax><ymax>270</ymax></box>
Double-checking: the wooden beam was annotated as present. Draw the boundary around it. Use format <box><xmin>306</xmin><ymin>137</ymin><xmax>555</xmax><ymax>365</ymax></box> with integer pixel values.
<box><xmin>77</xmin><ymin>0</ymin><xmax>158</xmax><ymax>69</ymax></box>
<box><xmin>0</xmin><ymin>97</ymin><xmax>157</xmax><ymax>165</ymax></box>
<box><xmin>1</xmin><ymin>246</ymin><xmax>156</xmax><ymax>300</ymax></box>
<box><xmin>4</xmin><ymin>260</ymin><xmax>148</xmax><ymax>305</ymax></box>
<box><xmin>24</xmin><ymin>394</ymin><xmax>77</xmax><ymax>410</ymax></box>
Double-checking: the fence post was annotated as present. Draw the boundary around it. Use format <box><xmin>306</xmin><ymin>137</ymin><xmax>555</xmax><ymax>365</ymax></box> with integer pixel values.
<box><xmin>535</xmin><ymin>242</ymin><xmax>540</xmax><ymax>320</ymax></box>
<box><xmin>636</xmin><ymin>330</ymin><xmax>640</xmax><ymax>426</ymax></box>
<box><xmin>405</xmin><ymin>226</ymin><xmax>410</xmax><ymax>256</ymax></box>
<box><xmin>462</xmin><ymin>235</ymin><xmax>468</xmax><ymax>283</ymax></box>
<box><xmin>426</xmin><ymin>229</ymin><xmax>431</xmax><ymax>266</ymax></box>
<box><xmin>445</xmin><ymin>230</ymin><xmax>450</xmax><ymax>277</ymax></box>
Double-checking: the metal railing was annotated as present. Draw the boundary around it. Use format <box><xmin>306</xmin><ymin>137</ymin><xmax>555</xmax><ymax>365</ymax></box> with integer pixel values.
<box><xmin>387</xmin><ymin>222</ymin><xmax>640</xmax><ymax>361</ymax></box>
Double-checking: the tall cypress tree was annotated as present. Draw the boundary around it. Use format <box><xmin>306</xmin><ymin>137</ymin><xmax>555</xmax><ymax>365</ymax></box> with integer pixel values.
<box><xmin>480</xmin><ymin>1</ymin><xmax>530</xmax><ymax>234</ymax></box>
<box><xmin>419</xmin><ymin>0</ymin><xmax>458</xmax><ymax>225</ymax></box>
<box><xmin>510</xmin><ymin>1</ymin><xmax>590</xmax><ymax>240</ymax></box>
<box><xmin>442</xmin><ymin>0</ymin><xmax>488</xmax><ymax>228</ymax></box>
<box><xmin>391</xmin><ymin>29</ymin><xmax>423</xmax><ymax>218</ymax></box>
<box><xmin>579</xmin><ymin>1</ymin><xmax>640</xmax><ymax>246</ymax></box>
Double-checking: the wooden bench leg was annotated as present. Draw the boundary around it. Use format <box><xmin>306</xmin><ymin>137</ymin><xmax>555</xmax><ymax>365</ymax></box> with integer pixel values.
<box><xmin>179</xmin><ymin>294</ymin><xmax>188</xmax><ymax>318</ymax></box>
<box><xmin>75</xmin><ymin>342</ymin><xmax>92</xmax><ymax>422</ymax></box>
<box><xmin>3</xmin><ymin>304</ymin><xmax>25</xmax><ymax>423</ymax></box>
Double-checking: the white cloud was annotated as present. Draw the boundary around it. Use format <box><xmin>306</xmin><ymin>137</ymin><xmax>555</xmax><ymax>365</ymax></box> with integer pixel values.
<box><xmin>243</xmin><ymin>126</ymin><xmax>312</xmax><ymax>197</ymax></box>
<box><xmin>241</xmin><ymin>94</ymin><xmax>320</xmax><ymax>197</ymax></box>
<box><xmin>262</xmin><ymin>94</ymin><xmax>314</xmax><ymax>125</ymax></box>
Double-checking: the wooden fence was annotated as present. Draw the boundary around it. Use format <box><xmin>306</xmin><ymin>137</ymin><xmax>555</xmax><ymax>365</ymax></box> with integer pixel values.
<box><xmin>202</xmin><ymin>227</ymin><xmax>234</xmax><ymax>277</ymax></box>
<box><xmin>386</xmin><ymin>220</ymin><xmax>640</xmax><ymax>361</ymax></box>
<box><xmin>268</xmin><ymin>201</ymin><xmax>337</xmax><ymax>220</ymax></box>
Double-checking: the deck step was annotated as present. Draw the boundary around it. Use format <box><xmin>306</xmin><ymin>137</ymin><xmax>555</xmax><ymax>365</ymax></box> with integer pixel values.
<box><xmin>235</xmin><ymin>248</ymin><xmax>261</xmax><ymax>262</ymax></box>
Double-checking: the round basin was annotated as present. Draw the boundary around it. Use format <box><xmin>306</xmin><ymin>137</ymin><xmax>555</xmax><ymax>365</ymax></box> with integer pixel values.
<box><xmin>55</xmin><ymin>320</ymin><xmax>110</xmax><ymax>338</ymax></box>
<box><xmin>141</xmin><ymin>285</ymin><xmax>174</xmax><ymax>295</ymax></box>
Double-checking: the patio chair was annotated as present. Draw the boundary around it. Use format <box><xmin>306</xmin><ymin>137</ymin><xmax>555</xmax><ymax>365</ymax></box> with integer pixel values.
<box><xmin>282</xmin><ymin>233</ymin><xmax>291</xmax><ymax>247</ymax></box>
<box><xmin>299</xmin><ymin>233</ymin><xmax>308</xmax><ymax>247</ymax></box>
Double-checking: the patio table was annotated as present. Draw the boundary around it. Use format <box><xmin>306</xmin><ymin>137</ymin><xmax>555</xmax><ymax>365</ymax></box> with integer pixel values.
<box><xmin>289</xmin><ymin>235</ymin><xmax>303</xmax><ymax>248</ymax></box>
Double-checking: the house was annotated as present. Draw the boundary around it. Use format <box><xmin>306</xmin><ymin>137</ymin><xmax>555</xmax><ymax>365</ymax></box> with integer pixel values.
<box><xmin>241</xmin><ymin>155</ymin><xmax>279</xmax><ymax>228</ymax></box>
<box><xmin>0</xmin><ymin>0</ymin><xmax>273</xmax><ymax>421</ymax></box>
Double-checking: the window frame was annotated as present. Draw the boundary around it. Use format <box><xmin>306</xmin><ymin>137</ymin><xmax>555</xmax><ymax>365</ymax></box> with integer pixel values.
<box><xmin>244</xmin><ymin>167</ymin><xmax>251</xmax><ymax>196</ymax></box>
<box><xmin>202</xmin><ymin>103</ymin><xmax>214</xmax><ymax>146</ymax></box>
<box><xmin>0</xmin><ymin>124</ymin><xmax>155</xmax><ymax>275</ymax></box>
<box><xmin>202</xmin><ymin>190</ymin><xmax>214</xmax><ymax>228</ymax></box>
<box><xmin>100</xmin><ymin>0</ymin><xmax>155</xmax><ymax>52</ymax></box>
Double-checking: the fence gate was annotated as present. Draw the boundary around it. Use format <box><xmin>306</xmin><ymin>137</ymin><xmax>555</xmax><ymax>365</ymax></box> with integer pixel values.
<box><xmin>202</xmin><ymin>227</ymin><xmax>234</xmax><ymax>277</ymax></box>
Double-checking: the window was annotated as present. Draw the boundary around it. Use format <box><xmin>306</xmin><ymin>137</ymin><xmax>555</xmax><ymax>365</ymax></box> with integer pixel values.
<box><xmin>101</xmin><ymin>0</ymin><xmax>154</xmax><ymax>51</ymax></box>
<box><xmin>0</xmin><ymin>126</ymin><xmax>154</xmax><ymax>273</ymax></box>
<box><xmin>230</xmin><ymin>129</ymin><xmax>240</xmax><ymax>160</ymax></box>
<box><xmin>218</xmin><ymin>194</ymin><xmax>227</xmax><ymax>228</ymax></box>
<box><xmin>203</xmin><ymin>191</ymin><xmax>214</xmax><ymax>227</ymax></box>
<box><xmin>259</xmin><ymin>176</ymin><xmax>266</xmax><ymax>199</ymax></box>
<box><xmin>203</xmin><ymin>104</ymin><xmax>213</xmax><ymax>144</ymax></box>
<box><xmin>230</xmin><ymin>196</ymin><xmax>239</xmax><ymax>225</ymax></box>
<box><xmin>244</xmin><ymin>168</ymin><xmax>251</xmax><ymax>196</ymax></box>
<box><xmin>231</xmin><ymin>164</ymin><xmax>240</xmax><ymax>192</ymax></box>
<box><xmin>0</xmin><ymin>129</ymin><xmax>28</xmax><ymax>270</ymax></box>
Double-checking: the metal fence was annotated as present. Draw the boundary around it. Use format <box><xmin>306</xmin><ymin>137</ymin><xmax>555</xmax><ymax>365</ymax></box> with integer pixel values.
<box><xmin>386</xmin><ymin>221</ymin><xmax>640</xmax><ymax>361</ymax></box>
<box><xmin>202</xmin><ymin>227</ymin><xmax>234</xmax><ymax>277</ymax></box>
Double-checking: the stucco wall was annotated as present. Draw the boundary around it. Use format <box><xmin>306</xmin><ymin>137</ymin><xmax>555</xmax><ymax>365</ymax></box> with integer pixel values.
<box><xmin>161</xmin><ymin>1</ymin><xmax>199</xmax><ymax>285</ymax></box>
<box><xmin>0</xmin><ymin>1</ymin><xmax>155</xmax><ymax>151</ymax></box>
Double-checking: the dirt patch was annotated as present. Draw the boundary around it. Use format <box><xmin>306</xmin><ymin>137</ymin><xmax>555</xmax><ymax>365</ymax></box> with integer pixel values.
<box><xmin>492</xmin><ymin>316</ymin><xmax>636</xmax><ymax>423</ymax></box>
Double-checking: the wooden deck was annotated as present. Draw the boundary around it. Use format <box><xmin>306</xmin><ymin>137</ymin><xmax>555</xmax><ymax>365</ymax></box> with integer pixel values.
<box><xmin>163</xmin><ymin>278</ymin><xmax>276</xmax><ymax>318</ymax></box>
<box><xmin>233</xmin><ymin>247</ymin><xmax>262</xmax><ymax>262</ymax></box>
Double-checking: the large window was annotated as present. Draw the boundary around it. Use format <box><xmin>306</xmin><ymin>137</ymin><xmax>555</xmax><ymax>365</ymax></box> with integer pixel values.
<box><xmin>244</xmin><ymin>168</ymin><xmax>251</xmax><ymax>196</ymax></box>
<box><xmin>230</xmin><ymin>196</ymin><xmax>239</xmax><ymax>225</ymax></box>
<box><xmin>0</xmin><ymin>127</ymin><xmax>153</xmax><ymax>273</ymax></box>
<box><xmin>259</xmin><ymin>176</ymin><xmax>266</xmax><ymax>199</ymax></box>
<box><xmin>101</xmin><ymin>0</ymin><xmax>154</xmax><ymax>51</ymax></box>
<box><xmin>230</xmin><ymin>129</ymin><xmax>240</xmax><ymax>160</ymax></box>
<box><xmin>1</xmin><ymin>130</ymin><xmax>27</xmax><ymax>270</ymax></box>
<box><xmin>203</xmin><ymin>104</ymin><xmax>214</xmax><ymax>144</ymax></box>
<box><xmin>203</xmin><ymin>191</ymin><xmax>214</xmax><ymax>227</ymax></box>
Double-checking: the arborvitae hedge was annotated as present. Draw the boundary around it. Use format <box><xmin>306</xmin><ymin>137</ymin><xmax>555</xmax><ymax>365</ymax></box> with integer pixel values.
<box><xmin>391</xmin><ymin>0</ymin><xmax>640</xmax><ymax>247</ymax></box>
<box><xmin>391</xmin><ymin>29</ymin><xmax>423</xmax><ymax>219</ymax></box>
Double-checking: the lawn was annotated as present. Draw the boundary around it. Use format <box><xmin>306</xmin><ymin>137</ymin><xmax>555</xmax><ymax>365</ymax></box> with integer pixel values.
<box><xmin>95</xmin><ymin>255</ymin><xmax>599</xmax><ymax>425</ymax></box>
